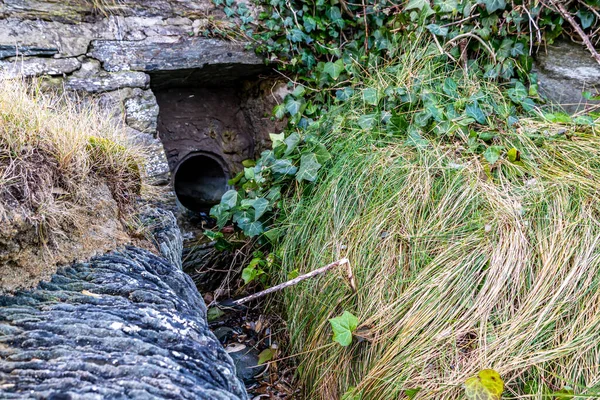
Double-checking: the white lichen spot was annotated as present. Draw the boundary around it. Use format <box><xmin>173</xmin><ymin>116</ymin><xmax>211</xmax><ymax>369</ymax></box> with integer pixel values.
<box><xmin>109</xmin><ymin>322</ymin><xmax>123</xmax><ymax>330</ymax></box>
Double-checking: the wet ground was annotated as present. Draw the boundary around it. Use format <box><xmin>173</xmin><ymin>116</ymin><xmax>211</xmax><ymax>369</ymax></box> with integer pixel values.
<box><xmin>179</xmin><ymin>210</ymin><xmax>300</xmax><ymax>399</ymax></box>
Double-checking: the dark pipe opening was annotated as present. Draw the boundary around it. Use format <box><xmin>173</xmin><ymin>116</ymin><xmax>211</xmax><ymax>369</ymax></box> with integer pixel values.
<box><xmin>173</xmin><ymin>154</ymin><xmax>229</xmax><ymax>212</ymax></box>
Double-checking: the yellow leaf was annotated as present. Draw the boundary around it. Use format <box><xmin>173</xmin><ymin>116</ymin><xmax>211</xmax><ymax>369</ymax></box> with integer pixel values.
<box><xmin>464</xmin><ymin>369</ymin><xmax>504</xmax><ymax>400</ymax></box>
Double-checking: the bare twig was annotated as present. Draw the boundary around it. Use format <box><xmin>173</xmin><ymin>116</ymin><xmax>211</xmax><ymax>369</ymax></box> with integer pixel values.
<box><xmin>431</xmin><ymin>32</ymin><xmax>458</xmax><ymax>63</ymax></box>
<box><xmin>549</xmin><ymin>0</ymin><xmax>600</xmax><ymax>65</ymax></box>
<box><xmin>440</xmin><ymin>13</ymin><xmax>481</xmax><ymax>28</ymax></box>
<box><xmin>233</xmin><ymin>258</ymin><xmax>351</xmax><ymax>305</ymax></box>
<box><xmin>339</xmin><ymin>0</ymin><xmax>355</xmax><ymax>18</ymax></box>
<box><xmin>361</xmin><ymin>0</ymin><xmax>369</xmax><ymax>51</ymax></box>
<box><xmin>444</xmin><ymin>32</ymin><xmax>497</xmax><ymax>64</ymax></box>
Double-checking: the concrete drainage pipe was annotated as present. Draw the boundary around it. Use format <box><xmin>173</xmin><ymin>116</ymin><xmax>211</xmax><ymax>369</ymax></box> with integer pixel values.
<box><xmin>173</xmin><ymin>152</ymin><xmax>229</xmax><ymax>212</ymax></box>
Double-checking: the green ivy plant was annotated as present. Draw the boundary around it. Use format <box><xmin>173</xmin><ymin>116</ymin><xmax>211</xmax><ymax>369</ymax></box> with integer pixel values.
<box><xmin>210</xmin><ymin>131</ymin><xmax>330</xmax><ymax>238</ymax></box>
<box><xmin>208</xmin><ymin>0</ymin><xmax>599</xmax><ymax>241</ymax></box>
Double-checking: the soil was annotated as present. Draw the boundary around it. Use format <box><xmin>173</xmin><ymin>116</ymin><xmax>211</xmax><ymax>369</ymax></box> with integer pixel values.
<box><xmin>0</xmin><ymin>182</ymin><xmax>144</xmax><ymax>293</ymax></box>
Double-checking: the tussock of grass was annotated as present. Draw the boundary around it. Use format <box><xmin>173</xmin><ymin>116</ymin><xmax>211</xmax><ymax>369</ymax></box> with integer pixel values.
<box><xmin>277</xmin><ymin>45</ymin><xmax>600</xmax><ymax>398</ymax></box>
<box><xmin>0</xmin><ymin>78</ymin><xmax>143</xmax><ymax>290</ymax></box>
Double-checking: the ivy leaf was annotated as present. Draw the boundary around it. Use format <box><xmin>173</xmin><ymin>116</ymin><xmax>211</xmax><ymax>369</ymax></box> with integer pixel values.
<box><xmin>358</xmin><ymin>113</ymin><xmax>377</xmax><ymax>130</ymax></box>
<box><xmin>273</xmin><ymin>104</ymin><xmax>285</xmax><ymax>119</ymax></box>
<box><xmin>479</xmin><ymin>0</ymin><xmax>506</xmax><ymax>13</ymax></box>
<box><xmin>292</xmin><ymin>85</ymin><xmax>306</xmax><ymax>97</ymax></box>
<box><xmin>583</xmin><ymin>91</ymin><xmax>600</xmax><ymax>101</ymax></box>
<box><xmin>285</xmin><ymin>97</ymin><xmax>303</xmax><ymax>116</ymax></box>
<box><xmin>464</xmin><ymin>369</ymin><xmax>504</xmax><ymax>400</ymax></box>
<box><xmin>252</xmin><ymin>197</ymin><xmax>269</xmax><ymax>220</ymax></box>
<box><xmin>210</xmin><ymin>203</ymin><xmax>230</xmax><ymax>228</ymax></box>
<box><xmin>326</xmin><ymin>6</ymin><xmax>343</xmax><ymax>26</ymax></box>
<box><xmin>507</xmin><ymin>82</ymin><xmax>528</xmax><ymax>104</ymax></box>
<box><xmin>362</xmin><ymin>88</ymin><xmax>380</xmax><ymax>105</ymax></box>
<box><xmin>207</xmin><ymin>307</ymin><xmax>225</xmax><ymax>322</ymax></box>
<box><xmin>232</xmin><ymin>209</ymin><xmax>253</xmax><ymax>230</ymax></box>
<box><xmin>329</xmin><ymin>311</ymin><xmax>359</xmax><ymax>346</ymax></box>
<box><xmin>272</xmin><ymin>158</ymin><xmax>298</xmax><ymax>175</ymax></box>
<box><xmin>284</xmin><ymin>132</ymin><xmax>301</xmax><ymax>155</ymax></box>
<box><xmin>269</xmin><ymin>132</ymin><xmax>285</xmax><ymax>147</ymax></box>
<box><xmin>221</xmin><ymin>189</ymin><xmax>239</xmax><ymax>209</ymax></box>
<box><xmin>287</xmin><ymin>28</ymin><xmax>306</xmax><ymax>43</ymax></box>
<box><xmin>427</xmin><ymin>23</ymin><xmax>448</xmax><ymax>37</ymax></box>
<box><xmin>405</xmin><ymin>0</ymin><xmax>435</xmax><ymax>16</ymax></box>
<box><xmin>574</xmin><ymin>115</ymin><xmax>595</xmax><ymax>126</ymax></box>
<box><xmin>313</xmin><ymin>143</ymin><xmax>331</xmax><ymax>164</ymax></box>
<box><xmin>336</xmin><ymin>87</ymin><xmax>354</xmax><ymax>101</ymax></box>
<box><xmin>257</xmin><ymin>348</ymin><xmax>276</xmax><ymax>365</ymax></box>
<box><xmin>484</xmin><ymin>146</ymin><xmax>503</xmax><ymax>165</ymax></box>
<box><xmin>466</xmin><ymin>102</ymin><xmax>487</xmax><ymax>124</ymax></box>
<box><xmin>577</xmin><ymin>9</ymin><xmax>595</xmax><ymax>29</ymax></box>
<box><xmin>246</xmin><ymin>220</ymin><xmax>264</xmax><ymax>237</ymax></box>
<box><xmin>443</xmin><ymin>77</ymin><xmax>458</xmax><ymax>98</ymax></box>
<box><xmin>242</xmin><ymin>264</ymin><xmax>262</xmax><ymax>284</ymax></box>
<box><xmin>406</xmin><ymin>128</ymin><xmax>429</xmax><ymax>148</ymax></box>
<box><xmin>303</xmin><ymin>15</ymin><xmax>317</xmax><ymax>32</ymax></box>
<box><xmin>324</xmin><ymin>59</ymin><xmax>345</xmax><ymax>80</ymax></box>
<box><xmin>296</xmin><ymin>153</ymin><xmax>321</xmax><ymax>182</ymax></box>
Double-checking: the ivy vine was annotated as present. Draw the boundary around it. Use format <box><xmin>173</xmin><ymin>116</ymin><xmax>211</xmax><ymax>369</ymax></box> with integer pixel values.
<box><xmin>208</xmin><ymin>0</ymin><xmax>600</xmax><ymax>242</ymax></box>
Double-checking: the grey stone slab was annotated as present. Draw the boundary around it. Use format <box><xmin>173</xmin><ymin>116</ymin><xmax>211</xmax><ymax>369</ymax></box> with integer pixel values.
<box><xmin>2</xmin><ymin>0</ymin><xmax>218</xmax><ymax>21</ymax></box>
<box><xmin>0</xmin><ymin>57</ymin><xmax>80</xmax><ymax>78</ymax></box>
<box><xmin>65</xmin><ymin>59</ymin><xmax>150</xmax><ymax>92</ymax></box>
<box><xmin>534</xmin><ymin>40</ymin><xmax>600</xmax><ymax>113</ymax></box>
<box><xmin>88</xmin><ymin>37</ymin><xmax>264</xmax><ymax>73</ymax></box>
<box><xmin>0</xmin><ymin>44</ymin><xmax>57</xmax><ymax>59</ymax></box>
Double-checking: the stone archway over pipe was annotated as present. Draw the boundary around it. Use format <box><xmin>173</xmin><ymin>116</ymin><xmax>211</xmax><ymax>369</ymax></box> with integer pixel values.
<box><xmin>173</xmin><ymin>152</ymin><xmax>229</xmax><ymax>212</ymax></box>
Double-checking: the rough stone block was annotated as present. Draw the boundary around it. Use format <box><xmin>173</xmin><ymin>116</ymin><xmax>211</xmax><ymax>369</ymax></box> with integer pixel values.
<box><xmin>65</xmin><ymin>59</ymin><xmax>150</xmax><ymax>93</ymax></box>
<box><xmin>534</xmin><ymin>40</ymin><xmax>600</xmax><ymax>113</ymax></box>
<box><xmin>0</xmin><ymin>44</ymin><xmax>57</xmax><ymax>59</ymax></box>
<box><xmin>88</xmin><ymin>37</ymin><xmax>264</xmax><ymax>73</ymax></box>
<box><xmin>125</xmin><ymin>89</ymin><xmax>160</xmax><ymax>134</ymax></box>
<box><xmin>0</xmin><ymin>57</ymin><xmax>80</xmax><ymax>78</ymax></box>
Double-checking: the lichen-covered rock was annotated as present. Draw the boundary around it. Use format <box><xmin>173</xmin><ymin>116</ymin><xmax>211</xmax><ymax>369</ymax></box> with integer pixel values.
<box><xmin>125</xmin><ymin>89</ymin><xmax>159</xmax><ymax>134</ymax></box>
<box><xmin>0</xmin><ymin>44</ymin><xmax>57</xmax><ymax>59</ymax></box>
<box><xmin>0</xmin><ymin>57</ymin><xmax>80</xmax><ymax>78</ymax></box>
<box><xmin>1</xmin><ymin>0</ymin><xmax>220</xmax><ymax>22</ymax></box>
<box><xmin>65</xmin><ymin>59</ymin><xmax>150</xmax><ymax>93</ymax></box>
<box><xmin>0</xmin><ymin>208</ymin><xmax>247</xmax><ymax>400</ymax></box>
<box><xmin>534</xmin><ymin>40</ymin><xmax>600</xmax><ymax>113</ymax></box>
<box><xmin>88</xmin><ymin>37</ymin><xmax>264</xmax><ymax>74</ymax></box>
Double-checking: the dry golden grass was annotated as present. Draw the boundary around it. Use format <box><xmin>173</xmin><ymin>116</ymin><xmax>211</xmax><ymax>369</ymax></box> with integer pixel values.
<box><xmin>277</xmin><ymin>46</ymin><xmax>600</xmax><ymax>399</ymax></box>
<box><xmin>0</xmin><ymin>78</ymin><xmax>144</xmax><ymax>291</ymax></box>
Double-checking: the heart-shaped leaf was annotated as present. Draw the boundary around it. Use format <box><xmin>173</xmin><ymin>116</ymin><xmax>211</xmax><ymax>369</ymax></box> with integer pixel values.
<box><xmin>329</xmin><ymin>311</ymin><xmax>359</xmax><ymax>346</ymax></box>
<box><xmin>464</xmin><ymin>369</ymin><xmax>504</xmax><ymax>400</ymax></box>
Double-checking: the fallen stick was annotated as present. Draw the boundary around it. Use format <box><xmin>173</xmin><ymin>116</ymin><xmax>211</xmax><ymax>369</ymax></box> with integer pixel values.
<box><xmin>233</xmin><ymin>258</ymin><xmax>351</xmax><ymax>306</ymax></box>
<box><xmin>550</xmin><ymin>0</ymin><xmax>600</xmax><ymax>66</ymax></box>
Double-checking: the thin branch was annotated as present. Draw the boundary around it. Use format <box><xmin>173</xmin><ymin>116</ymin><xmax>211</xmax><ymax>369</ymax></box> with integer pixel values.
<box><xmin>549</xmin><ymin>0</ymin><xmax>600</xmax><ymax>65</ymax></box>
<box><xmin>431</xmin><ymin>32</ymin><xmax>458</xmax><ymax>63</ymax></box>
<box><xmin>444</xmin><ymin>32</ymin><xmax>497</xmax><ymax>64</ymax></box>
<box><xmin>440</xmin><ymin>13</ymin><xmax>481</xmax><ymax>28</ymax></box>
<box><xmin>233</xmin><ymin>258</ymin><xmax>351</xmax><ymax>305</ymax></box>
<box><xmin>361</xmin><ymin>0</ymin><xmax>369</xmax><ymax>51</ymax></box>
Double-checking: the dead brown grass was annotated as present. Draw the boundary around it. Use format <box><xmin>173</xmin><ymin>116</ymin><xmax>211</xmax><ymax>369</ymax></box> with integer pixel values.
<box><xmin>0</xmin><ymin>78</ymin><xmax>144</xmax><ymax>292</ymax></box>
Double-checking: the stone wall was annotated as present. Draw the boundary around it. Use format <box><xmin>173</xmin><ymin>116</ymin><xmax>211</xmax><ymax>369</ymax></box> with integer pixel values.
<box><xmin>0</xmin><ymin>0</ymin><xmax>284</xmax><ymax>187</ymax></box>
<box><xmin>534</xmin><ymin>40</ymin><xmax>600</xmax><ymax>113</ymax></box>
